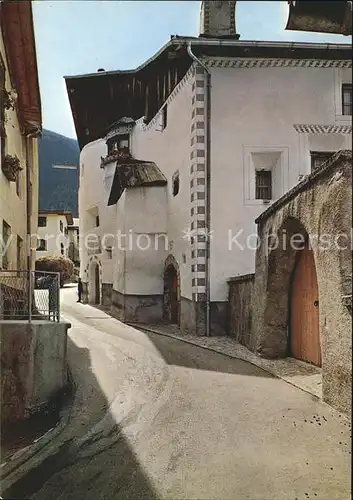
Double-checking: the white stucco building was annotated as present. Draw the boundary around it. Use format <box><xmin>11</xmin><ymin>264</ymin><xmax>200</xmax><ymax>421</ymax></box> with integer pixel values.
<box><xmin>36</xmin><ymin>211</ymin><xmax>73</xmax><ymax>260</ymax></box>
<box><xmin>66</xmin><ymin>1</ymin><xmax>352</xmax><ymax>334</ymax></box>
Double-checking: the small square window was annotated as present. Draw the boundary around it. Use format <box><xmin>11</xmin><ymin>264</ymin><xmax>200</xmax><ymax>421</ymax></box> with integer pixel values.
<box><xmin>38</xmin><ymin>216</ymin><xmax>47</xmax><ymax>227</ymax></box>
<box><xmin>342</xmin><ymin>84</ymin><xmax>352</xmax><ymax>116</ymax></box>
<box><xmin>255</xmin><ymin>170</ymin><xmax>272</xmax><ymax>200</ymax></box>
<box><xmin>310</xmin><ymin>151</ymin><xmax>334</xmax><ymax>172</ymax></box>
<box><xmin>37</xmin><ymin>239</ymin><xmax>47</xmax><ymax>251</ymax></box>
<box><xmin>107</xmin><ymin>134</ymin><xmax>130</xmax><ymax>155</ymax></box>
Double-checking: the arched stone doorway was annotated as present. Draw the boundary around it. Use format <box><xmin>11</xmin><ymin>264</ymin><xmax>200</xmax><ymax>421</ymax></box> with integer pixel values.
<box><xmin>89</xmin><ymin>261</ymin><xmax>101</xmax><ymax>305</ymax></box>
<box><xmin>163</xmin><ymin>255</ymin><xmax>180</xmax><ymax>325</ymax></box>
<box><xmin>259</xmin><ymin>217</ymin><xmax>321</xmax><ymax>363</ymax></box>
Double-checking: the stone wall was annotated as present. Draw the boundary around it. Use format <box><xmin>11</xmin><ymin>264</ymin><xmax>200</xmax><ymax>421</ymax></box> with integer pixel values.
<box><xmin>111</xmin><ymin>289</ymin><xmax>163</xmax><ymax>324</ymax></box>
<box><xmin>101</xmin><ymin>283</ymin><xmax>112</xmax><ymax>307</ymax></box>
<box><xmin>251</xmin><ymin>150</ymin><xmax>352</xmax><ymax>415</ymax></box>
<box><xmin>228</xmin><ymin>274</ymin><xmax>254</xmax><ymax>346</ymax></box>
<box><xmin>0</xmin><ymin>320</ymin><xmax>70</xmax><ymax>423</ymax></box>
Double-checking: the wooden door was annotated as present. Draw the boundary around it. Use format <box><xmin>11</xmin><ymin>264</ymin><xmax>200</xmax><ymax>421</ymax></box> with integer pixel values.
<box><xmin>290</xmin><ymin>243</ymin><xmax>321</xmax><ymax>366</ymax></box>
<box><xmin>95</xmin><ymin>265</ymin><xmax>100</xmax><ymax>304</ymax></box>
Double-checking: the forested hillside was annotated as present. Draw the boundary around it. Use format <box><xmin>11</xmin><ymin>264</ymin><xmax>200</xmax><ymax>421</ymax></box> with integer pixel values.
<box><xmin>38</xmin><ymin>129</ymin><xmax>80</xmax><ymax>217</ymax></box>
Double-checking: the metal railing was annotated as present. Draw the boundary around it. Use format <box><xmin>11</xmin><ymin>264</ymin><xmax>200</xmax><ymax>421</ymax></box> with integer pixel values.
<box><xmin>0</xmin><ymin>270</ymin><xmax>60</xmax><ymax>322</ymax></box>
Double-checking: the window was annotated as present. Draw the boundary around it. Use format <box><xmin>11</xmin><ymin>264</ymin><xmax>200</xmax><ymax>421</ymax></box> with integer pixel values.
<box><xmin>2</xmin><ymin>220</ymin><xmax>11</xmax><ymax>269</ymax></box>
<box><xmin>60</xmin><ymin>220</ymin><xmax>63</xmax><ymax>232</ymax></box>
<box><xmin>37</xmin><ymin>239</ymin><xmax>47</xmax><ymax>251</ymax></box>
<box><xmin>60</xmin><ymin>243</ymin><xmax>64</xmax><ymax>255</ymax></box>
<box><xmin>310</xmin><ymin>151</ymin><xmax>335</xmax><ymax>172</ymax></box>
<box><xmin>64</xmin><ymin>227</ymin><xmax>68</xmax><ymax>236</ymax></box>
<box><xmin>106</xmin><ymin>247</ymin><xmax>112</xmax><ymax>260</ymax></box>
<box><xmin>16</xmin><ymin>171</ymin><xmax>20</xmax><ymax>197</ymax></box>
<box><xmin>161</xmin><ymin>105</ymin><xmax>167</xmax><ymax>130</ymax></box>
<box><xmin>255</xmin><ymin>170</ymin><xmax>272</xmax><ymax>200</ymax></box>
<box><xmin>172</xmin><ymin>171</ymin><xmax>179</xmax><ymax>196</ymax></box>
<box><xmin>38</xmin><ymin>216</ymin><xmax>47</xmax><ymax>227</ymax></box>
<box><xmin>342</xmin><ymin>84</ymin><xmax>352</xmax><ymax>116</ymax></box>
<box><xmin>96</xmin><ymin>215</ymin><xmax>100</xmax><ymax>227</ymax></box>
<box><xmin>107</xmin><ymin>134</ymin><xmax>130</xmax><ymax>155</ymax></box>
<box><xmin>17</xmin><ymin>236</ymin><xmax>23</xmax><ymax>270</ymax></box>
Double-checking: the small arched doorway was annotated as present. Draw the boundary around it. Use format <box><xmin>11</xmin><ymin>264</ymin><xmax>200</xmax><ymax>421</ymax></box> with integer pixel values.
<box><xmin>290</xmin><ymin>239</ymin><xmax>321</xmax><ymax>366</ymax></box>
<box><xmin>163</xmin><ymin>256</ymin><xmax>180</xmax><ymax>325</ymax></box>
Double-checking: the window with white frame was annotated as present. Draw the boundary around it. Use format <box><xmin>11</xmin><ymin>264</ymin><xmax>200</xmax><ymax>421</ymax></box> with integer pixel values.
<box><xmin>342</xmin><ymin>84</ymin><xmax>352</xmax><ymax>116</ymax></box>
<box><xmin>334</xmin><ymin>69</ymin><xmax>352</xmax><ymax>119</ymax></box>
<box><xmin>246</xmin><ymin>150</ymin><xmax>285</xmax><ymax>203</ymax></box>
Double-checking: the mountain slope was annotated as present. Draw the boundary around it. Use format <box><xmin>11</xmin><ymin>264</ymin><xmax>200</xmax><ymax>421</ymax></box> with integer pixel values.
<box><xmin>38</xmin><ymin>129</ymin><xmax>80</xmax><ymax>217</ymax></box>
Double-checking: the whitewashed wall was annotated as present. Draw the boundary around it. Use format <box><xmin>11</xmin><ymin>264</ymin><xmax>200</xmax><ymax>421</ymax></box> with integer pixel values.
<box><xmin>131</xmin><ymin>72</ymin><xmax>194</xmax><ymax>299</ymax></box>
<box><xmin>122</xmin><ymin>186</ymin><xmax>167</xmax><ymax>295</ymax></box>
<box><xmin>209</xmin><ymin>64</ymin><xmax>352</xmax><ymax>302</ymax></box>
<box><xmin>79</xmin><ymin>139</ymin><xmax>116</xmax><ymax>285</ymax></box>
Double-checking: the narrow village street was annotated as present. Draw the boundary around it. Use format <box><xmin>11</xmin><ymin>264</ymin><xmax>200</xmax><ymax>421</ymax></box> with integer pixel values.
<box><xmin>4</xmin><ymin>286</ymin><xmax>351</xmax><ymax>500</ymax></box>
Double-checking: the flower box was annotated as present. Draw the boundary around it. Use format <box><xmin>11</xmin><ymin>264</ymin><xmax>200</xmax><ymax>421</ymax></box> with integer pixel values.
<box><xmin>2</xmin><ymin>154</ymin><xmax>22</xmax><ymax>182</ymax></box>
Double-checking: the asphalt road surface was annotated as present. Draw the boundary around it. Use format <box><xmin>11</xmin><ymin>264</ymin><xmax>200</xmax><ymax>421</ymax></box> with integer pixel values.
<box><xmin>5</xmin><ymin>286</ymin><xmax>351</xmax><ymax>500</ymax></box>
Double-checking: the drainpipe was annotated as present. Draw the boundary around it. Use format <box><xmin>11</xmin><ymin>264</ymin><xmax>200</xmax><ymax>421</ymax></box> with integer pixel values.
<box><xmin>25</xmin><ymin>128</ymin><xmax>41</xmax><ymax>323</ymax></box>
<box><xmin>187</xmin><ymin>42</ymin><xmax>211</xmax><ymax>337</ymax></box>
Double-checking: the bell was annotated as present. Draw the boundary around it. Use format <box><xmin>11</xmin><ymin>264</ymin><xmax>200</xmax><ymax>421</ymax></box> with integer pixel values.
<box><xmin>285</xmin><ymin>0</ymin><xmax>352</xmax><ymax>36</ymax></box>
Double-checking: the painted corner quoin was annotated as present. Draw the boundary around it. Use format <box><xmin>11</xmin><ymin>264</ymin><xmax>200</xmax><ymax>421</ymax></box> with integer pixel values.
<box><xmin>190</xmin><ymin>63</ymin><xmax>207</xmax><ymax>304</ymax></box>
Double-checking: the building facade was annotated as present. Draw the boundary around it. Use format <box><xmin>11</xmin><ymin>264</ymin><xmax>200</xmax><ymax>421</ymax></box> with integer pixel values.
<box><xmin>66</xmin><ymin>2</ymin><xmax>352</xmax><ymax>335</ymax></box>
<box><xmin>36</xmin><ymin>211</ymin><xmax>73</xmax><ymax>260</ymax></box>
<box><xmin>0</xmin><ymin>1</ymin><xmax>42</xmax><ymax>272</ymax></box>
<box><xmin>67</xmin><ymin>217</ymin><xmax>79</xmax><ymax>264</ymax></box>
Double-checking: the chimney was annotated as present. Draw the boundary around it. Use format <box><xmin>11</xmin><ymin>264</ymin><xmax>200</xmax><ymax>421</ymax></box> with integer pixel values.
<box><xmin>199</xmin><ymin>1</ymin><xmax>240</xmax><ymax>39</ymax></box>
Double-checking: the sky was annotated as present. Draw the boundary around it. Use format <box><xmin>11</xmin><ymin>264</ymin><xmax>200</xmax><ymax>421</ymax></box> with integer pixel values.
<box><xmin>32</xmin><ymin>1</ymin><xmax>351</xmax><ymax>140</ymax></box>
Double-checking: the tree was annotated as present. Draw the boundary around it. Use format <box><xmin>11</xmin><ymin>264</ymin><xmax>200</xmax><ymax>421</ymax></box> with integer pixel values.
<box><xmin>35</xmin><ymin>256</ymin><xmax>74</xmax><ymax>287</ymax></box>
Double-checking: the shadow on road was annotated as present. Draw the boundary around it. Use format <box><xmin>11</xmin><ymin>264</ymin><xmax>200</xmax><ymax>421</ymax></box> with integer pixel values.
<box><xmin>137</xmin><ymin>328</ymin><xmax>274</xmax><ymax>379</ymax></box>
<box><xmin>3</xmin><ymin>337</ymin><xmax>159</xmax><ymax>500</ymax></box>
